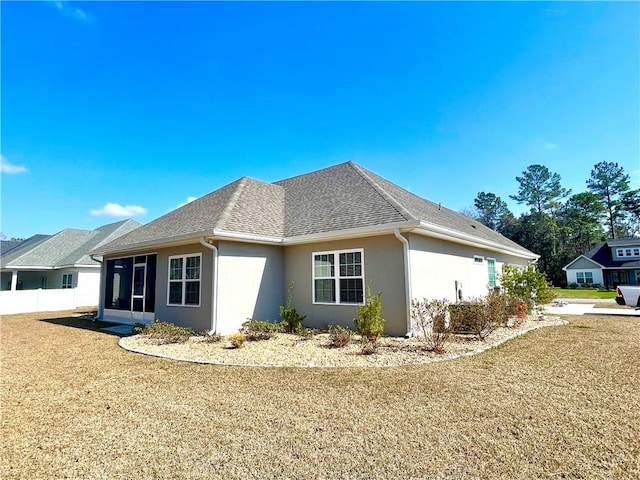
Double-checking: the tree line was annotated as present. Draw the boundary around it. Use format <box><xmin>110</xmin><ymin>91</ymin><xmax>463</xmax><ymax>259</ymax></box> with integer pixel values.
<box><xmin>468</xmin><ymin>161</ymin><xmax>640</xmax><ymax>286</ymax></box>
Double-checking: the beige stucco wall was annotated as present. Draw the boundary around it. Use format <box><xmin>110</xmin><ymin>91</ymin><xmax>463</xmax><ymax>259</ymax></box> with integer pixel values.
<box><xmin>407</xmin><ymin>233</ymin><xmax>531</xmax><ymax>304</ymax></box>
<box><xmin>283</xmin><ymin>234</ymin><xmax>407</xmax><ymax>336</ymax></box>
<box><xmin>216</xmin><ymin>241</ymin><xmax>284</xmax><ymax>335</ymax></box>
<box><xmin>100</xmin><ymin>241</ymin><xmax>283</xmax><ymax>334</ymax></box>
<box><xmin>154</xmin><ymin>244</ymin><xmax>214</xmax><ymax>333</ymax></box>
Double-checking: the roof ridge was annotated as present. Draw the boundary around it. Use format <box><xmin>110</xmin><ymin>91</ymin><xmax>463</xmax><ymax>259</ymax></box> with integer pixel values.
<box><xmin>349</xmin><ymin>163</ymin><xmax>415</xmax><ymax>221</ymax></box>
<box><xmin>215</xmin><ymin>177</ymin><xmax>248</xmax><ymax>231</ymax></box>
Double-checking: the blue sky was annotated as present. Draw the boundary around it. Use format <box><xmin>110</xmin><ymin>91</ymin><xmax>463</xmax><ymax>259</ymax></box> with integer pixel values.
<box><xmin>2</xmin><ymin>1</ymin><xmax>639</xmax><ymax>239</ymax></box>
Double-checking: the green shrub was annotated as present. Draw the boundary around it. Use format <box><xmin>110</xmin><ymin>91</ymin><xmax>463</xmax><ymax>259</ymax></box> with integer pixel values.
<box><xmin>354</xmin><ymin>287</ymin><xmax>385</xmax><ymax>340</ymax></box>
<box><xmin>140</xmin><ymin>320</ymin><xmax>196</xmax><ymax>345</ymax></box>
<box><xmin>500</xmin><ymin>264</ymin><xmax>555</xmax><ymax>308</ymax></box>
<box><xmin>328</xmin><ymin>325</ymin><xmax>353</xmax><ymax>348</ymax></box>
<box><xmin>241</xmin><ymin>319</ymin><xmax>281</xmax><ymax>341</ymax></box>
<box><xmin>411</xmin><ymin>298</ymin><xmax>451</xmax><ymax>353</ymax></box>
<box><xmin>280</xmin><ymin>282</ymin><xmax>306</xmax><ymax>333</ymax></box>
<box><xmin>228</xmin><ymin>333</ymin><xmax>246</xmax><ymax>349</ymax></box>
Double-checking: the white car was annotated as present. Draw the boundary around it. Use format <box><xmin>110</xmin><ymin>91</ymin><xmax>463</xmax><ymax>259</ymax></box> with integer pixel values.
<box><xmin>615</xmin><ymin>285</ymin><xmax>640</xmax><ymax>309</ymax></box>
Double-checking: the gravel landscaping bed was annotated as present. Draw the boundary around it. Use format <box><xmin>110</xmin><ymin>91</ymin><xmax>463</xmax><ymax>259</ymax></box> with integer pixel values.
<box><xmin>120</xmin><ymin>316</ymin><xmax>567</xmax><ymax>367</ymax></box>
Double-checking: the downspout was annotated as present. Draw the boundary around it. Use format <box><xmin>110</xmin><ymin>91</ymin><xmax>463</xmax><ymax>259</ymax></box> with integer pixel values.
<box><xmin>90</xmin><ymin>254</ymin><xmax>104</xmax><ymax>321</ymax></box>
<box><xmin>199</xmin><ymin>237</ymin><xmax>218</xmax><ymax>334</ymax></box>
<box><xmin>394</xmin><ymin>229</ymin><xmax>412</xmax><ymax>337</ymax></box>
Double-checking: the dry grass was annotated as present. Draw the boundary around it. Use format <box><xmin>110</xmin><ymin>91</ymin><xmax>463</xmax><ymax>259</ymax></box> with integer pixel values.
<box><xmin>2</xmin><ymin>310</ymin><xmax>639</xmax><ymax>479</ymax></box>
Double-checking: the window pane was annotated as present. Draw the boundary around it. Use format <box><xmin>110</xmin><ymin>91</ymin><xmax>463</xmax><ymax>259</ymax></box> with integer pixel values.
<box><xmin>340</xmin><ymin>278</ymin><xmax>363</xmax><ymax>303</ymax></box>
<box><xmin>168</xmin><ymin>282</ymin><xmax>182</xmax><ymax>304</ymax></box>
<box><xmin>314</xmin><ymin>279</ymin><xmax>335</xmax><ymax>303</ymax></box>
<box><xmin>186</xmin><ymin>256</ymin><xmax>200</xmax><ymax>280</ymax></box>
<box><xmin>170</xmin><ymin>258</ymin><xmax>183</xmax><ymax>280</ymax></box>
<box><xmin>314</xmin><ymin>254</ymin><xmax>334</xmax><ymax>277</ymax></box>
<box><xmin>185</xmin><ymin>281</ymin><xmax>200</xmax><ymax>305</ymax></box>
<box><xmin>339</xmin><ymin>251</ymin><xmax>362</xmax><ymax>277</ymax></box>
<box><xmin>133</xmin><ymin>266</ymin><xmax>145</xmax><ymax>296</ymax></box>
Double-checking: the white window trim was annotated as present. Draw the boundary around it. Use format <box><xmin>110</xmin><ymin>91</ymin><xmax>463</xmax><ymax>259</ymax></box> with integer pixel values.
<box><xmin>312</xmin><ymin>248</ymin><xmax>365</xmax><ymax>305</ymax></box>
<box><xmin>167</xmin><ymin>253</ymin><xmax>202</xmax><ymax>307</ymax></box>
<box><xmin>62</xmin><ymin>273</ymin><xmax>73</xmax><ymax>289</ymax></box>
<box><xmin>576</xmin><ymin>271</ymin><xmax>594</xmax><ymax>284</ymax></box>
<box><xmin>473</xmin><ymin>255</ymin><xmax>484</xmax><ymax>265</ymax></box>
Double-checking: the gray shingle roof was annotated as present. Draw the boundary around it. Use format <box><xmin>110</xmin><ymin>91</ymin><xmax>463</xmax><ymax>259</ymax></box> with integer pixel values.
<box><xmin>0</xmin><ymin>220</ymin><xmax>141</xmax><ymax>269</ymax></box>
<box><xmin>93</xmin><ymin>162</ymin><xmax>535</xmax><ymax>257</ymax></box>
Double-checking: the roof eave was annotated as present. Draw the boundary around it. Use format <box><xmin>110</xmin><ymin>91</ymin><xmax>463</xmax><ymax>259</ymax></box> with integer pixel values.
<box><xmin>415</xmin><ymin>221</ymin><xmax>538</xmax><ymax>260</ymax></box>
<box><xmin>282</xmin><ymin>221</ymin><xmax>421</xmax><ymax>245</ymax></box>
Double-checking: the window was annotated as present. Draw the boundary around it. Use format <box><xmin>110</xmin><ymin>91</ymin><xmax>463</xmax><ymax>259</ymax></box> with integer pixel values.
<box><xmin>62</xmin><ymin>274</ymin><xmax>73</xmax><ymax>289</ymax></box>
<box><xmin>626</xmin><ymin>249</ymin><xmax>632</xmax><ymax>257</ymax></box>
<box><xmin>576</xmin><ymin>272</ymin><xmax>593</xmax><ymax>284</ymax></box>
<box><xmin>634</xmin><ymin>248</ymin><xmax>640</xmax><ymax>257</ymax></box>
<box><xmin>617</xmin><ymin>249</ymin><xmax>625</xmax><ymax>257</ymax></box>
<box><xmin>473</xmin><ymin>256</ymin><xmax>484</xmax><ymax>264</ymax></box>
<box><xmin>487</xmin><ymin>258</ymin><xmax>496</xmax><ymax>289</ymax></box>
<box><xmin>313</xmin><ymin>249</ymin><xmax>364</xmax><ymax>304</ymax></box>
<box><xmin>168</xmin><ymin>254</ymin><xmax>201</xmax><ymax>306</ymax></box>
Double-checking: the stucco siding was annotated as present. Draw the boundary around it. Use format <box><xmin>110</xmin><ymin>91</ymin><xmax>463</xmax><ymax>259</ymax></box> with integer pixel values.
<box><xmin>283</xmin><ymin>235</ymin><xmax>407</xmax><ymax>336</ymax></box>
<box><xmin>154</xmin><ymin>244</ymin><xmax>214</xmax><ymax>333</ymax></box>
<box><xmin>215</xmin><ymin>241</ymin><xmax>284</xmax><ymax>335</ymax></box>
<box><xmin>407</xmin><ymin>234</ymin><xmax>530</xmax><ymax>303</ymax></box>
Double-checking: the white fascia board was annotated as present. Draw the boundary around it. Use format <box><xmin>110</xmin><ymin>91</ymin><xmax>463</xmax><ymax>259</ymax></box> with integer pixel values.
<box><xmin>211</xmin><ymin>229</ymin><xmax>283</xmax><ymax>245</ymax></box>
<box><xmin>55</xmin><ymin>263</ymin><xmax>101</xmax><ymax>269</ymax></box>
<box><xmin>416</xmin><ymin>221</ymin><xmax>539</xmax><ymax>260</ymax></box>
<box><xmin>282</xmin><ymin>221</ymin><xmax>421</xmax><ymax>245</ymax></box>
<box><xmin>562</xmin><ymin>255</ymin><xmax>604</xmax><ymax>271</ymax></box>
<box><xmin>94</xmin><ymin>231</ymin><xmax>217</xmax><ymax>256</ymax></box>
<box><xmin>1</xmin><ymin>265</ymin><xmax>56</xmax><ymax>271</ymax></box>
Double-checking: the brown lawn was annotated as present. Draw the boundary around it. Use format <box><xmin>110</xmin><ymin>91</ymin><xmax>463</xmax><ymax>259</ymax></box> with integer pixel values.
<box><xmin>1</xmin><ymin>310</ymin><xmax>639</xmax><ymax>479</ymax></box>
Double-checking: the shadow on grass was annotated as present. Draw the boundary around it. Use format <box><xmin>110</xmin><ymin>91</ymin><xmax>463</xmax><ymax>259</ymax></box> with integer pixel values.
<box><xmin>40</xmin><ymin>312</ymin><xmax>131</xmax><ymax>337</ymax></box>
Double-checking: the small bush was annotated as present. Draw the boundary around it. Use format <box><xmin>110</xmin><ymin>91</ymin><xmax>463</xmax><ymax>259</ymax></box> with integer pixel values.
<box><xmin>328</xmin><ymin>325</ymin><xmax>353</xmax><ymax>348</ymax></box>
<box><xmin>354</xmin><ymin>287</ymin><xmax>385</xmax><ymax>340</ymax></box>
<box><xmin>201</xmin><ymin>331</ymin><xmax>222</xmax><ymax>343</ymax></box>
<box><xmin>411</xmin><ymin>298</ymin><xmax>451</xmax><ymax>353</ymax></box>
<box><xmin>280</xmin><ymin>282</ymin><xmax>306</xmax><ymax>333</ymax></box>
<box><xmin>140</xmin><ymin>320</ymin><xmax>196</xmax><ymax>344</ymax></box>
<box><xmin>228</xmin><ymin>333</ymin><xmax>246</xmax><ymax>349</ymax></box>
<box><xmin>449</xmin><ymin>298</ymin><xmax>497</xmax><ymax>341</ymax></box>
<box><xmin>241</xmin><ymin>319</ymin><xmax>281</xmax><ymax>341</ymax></box>
<box><xmin>500</xmin><ymin>264</ymin><xmax>555</xmax><ymax>308</ymax></box>
<box><xmin>568</xmin><ymin>283</ymin><xmax>579</xmax><ymax>289</ymax></box>
<box><xmin>359</xmin><ymin>337</ymin><xmax>378</xmax><ymax>355</ymax></box>
<box><xmin>516</xmin><ymin>301</ymin><xmax>528</xmax><ymax>319</ymax></box>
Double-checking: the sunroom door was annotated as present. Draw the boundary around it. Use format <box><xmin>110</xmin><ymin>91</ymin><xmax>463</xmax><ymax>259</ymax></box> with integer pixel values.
<box><xmin>131</xmin><ymin>263</ymin><xmax>146</xmax><ymax>321</ymax></box>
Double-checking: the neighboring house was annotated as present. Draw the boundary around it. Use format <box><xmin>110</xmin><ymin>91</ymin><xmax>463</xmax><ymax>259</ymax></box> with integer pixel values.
<box><xmin>0</xmin><ymin>220</ymin><xmax>141</xmax><ymax>314</ymax></box>
<box><xmin>92</xmin><ymin>162</ymin><xmax>538</xmax><ymax>336</ymax></box>
<box><xmin>563</xmin><ymin>238</ymin><xmax>640</xmax><ymax>288</ymax></box>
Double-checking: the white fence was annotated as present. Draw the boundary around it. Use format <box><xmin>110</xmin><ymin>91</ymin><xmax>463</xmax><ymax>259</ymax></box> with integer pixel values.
<box><xmin>0</xmin><ymin>288</ymin><xmax>97</xmax><ymax>315</ymax></box>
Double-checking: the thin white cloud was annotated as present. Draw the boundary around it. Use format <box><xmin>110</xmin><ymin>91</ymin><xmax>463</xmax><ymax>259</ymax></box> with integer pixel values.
<box><xmin>543</xmin><ymin>141</ymin><xmax>558</xmax><ymax>150</ymax></box>
<box><xmin>0</xmin><ymin>155</ymin><xmax>27</xmax><ymax>174</ymax></box>
<box><xmin>176</xmin><ymin>196</ymin><xmax>197</xmax><ymax>209</ymax></box>
<box><xmin>51</xmin><ymin>1</ymin><xmax>93</xmax><ymax>22</ymax></box>
<box><xmin>90</xmin><ymin>203</ymin><xmax>147</xmax><ymax>217</ymax></box>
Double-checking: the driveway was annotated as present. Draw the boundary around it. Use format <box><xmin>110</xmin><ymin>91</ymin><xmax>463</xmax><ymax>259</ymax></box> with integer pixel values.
<box><xmin>546</xmin><ymin>299</ymin><xmax>640</xmax><ymax>317</ymax></box>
